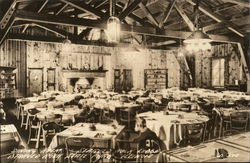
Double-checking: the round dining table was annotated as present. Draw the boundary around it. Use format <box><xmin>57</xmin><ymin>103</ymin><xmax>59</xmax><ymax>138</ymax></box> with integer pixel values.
<box><xmin>137</xmin><ymin>111</ymin><xmax>209</xmax><ymax>150</ymax></box>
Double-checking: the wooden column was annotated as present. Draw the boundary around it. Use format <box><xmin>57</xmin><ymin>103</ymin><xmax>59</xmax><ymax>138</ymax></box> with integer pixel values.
<box><xmin>237</xmin><ymin>43</ymin><xmax>250</xmax><ymax>93</ymax></box>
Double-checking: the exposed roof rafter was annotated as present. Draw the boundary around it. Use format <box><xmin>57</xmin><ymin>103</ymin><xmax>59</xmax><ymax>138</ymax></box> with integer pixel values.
<box><xmin>223</xmin><ymin>0</ymin><xmax>250</xmax><ymax>8</ymax></box>
<box><xmin>174</xmin><ymin>3</ymin><xmax>195</xmax><ymax>31</ymax></box>
<box><xmin>186</xmin><ymin>0</ymin><xmax>245</xmax><ymax>37</ymax></box>
<box><xmin>118</xmin><ymin>0</ymin><xmax>143</xmax><ymax>21</ymax></box>
<box><xmin>13</xmin><ymin>10</ymin><xmax>244</xmax><ymax>44</ymax></box>
<box><xmin>138</xmin><ymin>3</ymin><xmax>159</xmax><ymax>27</ymax></box>
<box><xmin>60</xmin><ymin>0</ymin><xmax>106</xmax><ymax>18</ymax></box>
<box><xmin>159</xmin><ymin>0</ymin><xmax>176</xmax><ymax>28</ymax></box>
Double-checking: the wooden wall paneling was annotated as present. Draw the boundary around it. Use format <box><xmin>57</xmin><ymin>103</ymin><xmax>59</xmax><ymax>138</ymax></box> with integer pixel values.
<box><xmin>224</xmin><ymin>44</ymin><xmax>229</xmax><ymax>85</ymax></box>
<box><xmin>19</xmin><ymin>41</ymin><xmax>27</xmax><ymax>97</ymax></box>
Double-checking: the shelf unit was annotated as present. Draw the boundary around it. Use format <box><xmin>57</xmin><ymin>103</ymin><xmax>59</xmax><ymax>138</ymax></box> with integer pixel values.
<box><xmin>144</xmin><ymin>69</ymin><xmax>168</xmax><ymax>90</ymax></box>
<box><xmin>0</xmin><ymin>66</ymin><xmax>16</xmax><ymax>99</ymax></box>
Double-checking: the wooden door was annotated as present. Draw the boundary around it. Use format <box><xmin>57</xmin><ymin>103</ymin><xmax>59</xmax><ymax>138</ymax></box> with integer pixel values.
<box><xmin>47</xmin><ymin>68</ymin><xmax>56</xmax><ymax>91</ymax></box>
<box><xmin>28</xmin><ymin>68</ymin><xmax>43</xmax><ymax>96</ymax></box>
<box><xmin>114</xmin><ymin>69</ymin><xmax>133</xmax><ymax>92</ymax></box>
<box><xmin>114</xmin><ymin>69</ymin><xmax>121</xmax><ymax>92</ymax></box>
<box><xmin>123</xmin><ymin>69</ymin><xmax>133</xmax><ymax>92</ymax></box>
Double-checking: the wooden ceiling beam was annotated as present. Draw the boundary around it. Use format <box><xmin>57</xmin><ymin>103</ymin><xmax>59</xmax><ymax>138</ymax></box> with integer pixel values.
<box><xmin>237</xmin><ymin>43</ymin><xmax>250</xmax><ymax>80</ymax></box>
<box><xmin>118</xmin><ymin>0</ymin><xmax>143</xmax><ymax>21</ymax></box>
<box><xmin>60</xmin><ymin>0</ymin><xmax>105</xmax><ymax>18</ymax></box>
<box><xmin>0</xmin><ymin>15</ymin><xmax>15</xmax><ymax>45</ymax></box>
<box><xmin>159</xmin><ymin>0</ymin><xmax>176</xmax><ymax>29</ymax></box>
<box><xmin>78</xmin><ymin>28</ymin><xmax>92</xmax><ymax>39</ymax></box>
<box><xmin>34</xmin><ymin>23</ymin><xmax>75</xmax><ymax>38</ymax></box>
<box><xmin>116</xmin><ymin>2</ymin><xmax>152</xmax><ymax>26</ymax></box>
<box><xmin>0</xmin><ymin>0</ymin><xmax>16</xmax><ymax>29</ymax></box>
<box><xmin>223</xmin><ymin>0</ymin><xmax>250</xmax><ymax>8</ymax></box>
<box><xmin>95</xmin><ymin>0</ymin><xmax>109</xmax><ymax>9</ymax></box>
<box><xmin>203</xmin><ymin>22</ymin><xmax>226</xmax><ymax>32</ymax></box>
<box><xmin>138</xmin><ymin>3</ymin><xmax>159</xmax><ymax>27</ymax></box>
<box><xmin>174</xmin><ymin>3</ymin><xmax>195</xmax><ymax>31</ymax></box>
<box><xmin>55</xmin><ymin>3</ymin><xmax>68</xmax><ymax>15</ymax></box>
<box><xmin>149</xmin><ymin>40</ymin><xmax>176</xmax><ymax>47</ymax></box>
<box><xmin>21</xmin><ymin>0</ymin><xmax>49</xmax><ymax>34</ymax></box>
<box><xmin>186</xmin><ymin>0</ymin><xmax>245</xmax><ymax>37</ymax></box>
<box><xmin>14</xmin><ymin>10</ymin><xmax>244</xmax><ymax>44</ymax></box>
<box><xmin>204</xmin><ymin>15</ymin><xmax>250</xmax><ymax>32</ymax></box>
<box><xmin>12</xmin><ymin>20</ymin><xmax>29</xmax><ymax>27</ymax></box>
<box><xmin>37</xmin><ymin>0</ymin><xmax>49</xmax><ymax>13</ymax></box>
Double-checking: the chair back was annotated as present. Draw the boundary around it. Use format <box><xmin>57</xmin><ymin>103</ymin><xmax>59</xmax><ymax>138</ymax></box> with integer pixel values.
<box><xmin>27</xmin><ymin>108</ymin><xmax>40</xmax><ymax>125</ymax></box>
<box><xmin>42</xmin><ymin>122</ymin><xmax>62</xmax><ymax>148</ymax></box>
<box><xmin>230</xmin><ymin>112</ymin><xmax>248</xmax><ymax>131</ymax></box>
<box><xmin>42</xmin><ymin>122</ymin><xmax>62</xmax><ymax>133</ymax></box>
<box><xmin>65</xmin><ymin>137</ymin><xmax>94</xmax><ymax>163</ymax></box>
<box><xmin>214</xmin><ymin>100</ymin><xmax>226</xmax><ymax>107</ymax></box>
<box><xmin>120</xmin><ymin>108</ymin><xmax>136</xmax><ymax>122</ymax></box>
<box><xmin>178</xmin><ymin>104</ymin><xmax>191</xmax><ymax>112</ymax></box>
<box><xmin>65</xmin><ymin>137</ymin><xmax>94</xmax><ymax>152</ymax></box>
<box><xmin>186</xmin><ymin>123</ymin><xmax>205</xmax><ymax>144</ymax></box>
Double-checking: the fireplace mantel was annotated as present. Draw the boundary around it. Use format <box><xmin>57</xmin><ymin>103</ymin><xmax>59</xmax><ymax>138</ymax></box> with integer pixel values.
<box><xmin>62</xmin><ymin>70</ymin><xmax>107</xmax><ymax>78</ymax></box>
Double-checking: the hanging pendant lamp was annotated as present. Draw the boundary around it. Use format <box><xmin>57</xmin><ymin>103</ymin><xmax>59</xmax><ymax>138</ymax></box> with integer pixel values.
<box><xmin>107</xmin><ymin>0</ymin><xmax>120</xmax><ymax>43</ymax></box>
<box><xmin>184</xmin><ymin>0</ymin><xmax>212</xmax><ymax>52</ymax></box>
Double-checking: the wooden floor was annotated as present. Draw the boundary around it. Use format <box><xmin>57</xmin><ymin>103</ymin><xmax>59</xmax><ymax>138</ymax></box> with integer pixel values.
<box><xmin>2</xmin><ymin>98</ymin><xmax>46</xmax><ymax>163</ymax></box>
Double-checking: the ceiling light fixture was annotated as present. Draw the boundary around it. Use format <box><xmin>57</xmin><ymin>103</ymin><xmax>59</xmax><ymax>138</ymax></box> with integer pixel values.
<box><xmin>62</xmin><ymin>29</ymin><xmax>71</xmax><ymax>52</ymax></box>
<box><xmin>184</xmin><ymin>0</ymin><xmax>212</xmax><ymax>52</ymax></box>
<box><xmin>107</xmin><ymin>0</ymin><xmax>120</xmax><ymax>43</ymax></box>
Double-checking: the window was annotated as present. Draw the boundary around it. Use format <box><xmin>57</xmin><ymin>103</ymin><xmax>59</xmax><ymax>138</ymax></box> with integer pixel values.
<box><xmin>212</xmin><ymin>58</ymin><xmax>225</xmax><ymax>87</ymax></box>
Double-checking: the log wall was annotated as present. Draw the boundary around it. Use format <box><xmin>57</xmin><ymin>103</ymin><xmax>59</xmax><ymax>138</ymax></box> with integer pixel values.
<box><xmin>0</xmin><ymin>39</ymin><xmax>247</xmax><ymax>96</ymax></box>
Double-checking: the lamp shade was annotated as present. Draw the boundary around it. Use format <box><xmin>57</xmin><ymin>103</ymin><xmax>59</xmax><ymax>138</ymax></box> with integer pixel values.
<box><xmin>107</xmin><ymin>16</ymin><xmax>120</xmax><ymax>43</ymax></box>
<box><xmin>183</xmin><ymin>30</ymin><xmax>212</xmax><ymax>44</ymax></box>
<box><xmin>184</xmin><ymin>30</ymin><xmax>212</xmax><ymax>52</ymax></box>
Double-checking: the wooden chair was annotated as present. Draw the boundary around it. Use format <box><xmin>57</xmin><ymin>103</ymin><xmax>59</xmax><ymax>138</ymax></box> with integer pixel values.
<box><xmin>27</xmin><ymin>109</ymin><xmax>43</xmax><ymax>148</ymax></box>
<box><xmin>16</xmin><ymin>101</ymin><xmax>21</xmax><ymax>120</ymax></box>
<box><xmin>142</xmin><ymin>101</ymin><xmax>154</xmax><ymax>112</ymax></box>
<box><xmin>214</xmin><ymin>100</ymin><xmax>227</xmax><ymax>108</ymax></box>
<box><xmin>42</xmin><ymin>122</ymin><xmax>63</xmax><ymax>148</ymax></box>
<box><xmin>185</xmin><ymin>123</ymin><xmax>205</xmax><ymax>145</ymax></box>
<box><xmin>20</xmin><ymin>105</ymin><xmax>29</xmax><ymax>128</ymax></box>
<box><xmin>100</xmin><ymin>108</ymin><xmax>113</xmax><ymax>124</ymax></box>
<box><xmin>65</xmin><ymin>137</ymin><xmax>94</xmax><ymax>163</ymax></box>
<box><xmin>230</xmin><ymin>112</ymin><xmax>249</xmax><ymax>132</ymax></box>
<box><xmin>114</xmin><ymin>137</ymin><xmax>165</xmax><ymax>163</ymax></box>
<box><xmin>119</xmin><ymin>107</ymin><xmax>137</xmax><ymax>131</ymax></box>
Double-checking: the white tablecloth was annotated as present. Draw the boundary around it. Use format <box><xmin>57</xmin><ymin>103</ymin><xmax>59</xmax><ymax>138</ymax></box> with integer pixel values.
<box><xmin>137</xmin><ymin>111</ymin><xmax>209</xmax><ymax>150</ymax></box>
<box><xmin>49</xmin><ymin>122</ymin><xmax>124</xmax><ymax>149</ymax></box>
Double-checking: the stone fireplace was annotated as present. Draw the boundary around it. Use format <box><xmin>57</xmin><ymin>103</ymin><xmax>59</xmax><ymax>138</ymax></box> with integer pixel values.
<box><xmin>61</xmin><ymin>70</ymin><xmax>107</xmax><ymax>92</ymax></box>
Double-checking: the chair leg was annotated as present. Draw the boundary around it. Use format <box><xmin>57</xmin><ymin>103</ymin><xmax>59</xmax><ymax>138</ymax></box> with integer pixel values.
<box><xmin>27</xmin><ymin>123</ymin><xmax>32</xmax><ymax>144</ymax></box>
<box><xmin>219</xmin><ymin>120</ymin><xmax>223</xmax><ymax>138</ymax></box>
<box><xmin>25</xmin><ymin>114</ymin><xmax>30</xmax><ymax>130</ymax></box>
<box><xmin>43</xmin><ymin>129</ymin><xmax>47</xmax><ymax>148</ymax></box>
<box><xmin>20</xmin><ymin>109</ymin><xmax>24</xmax><ymax>127</ymax></box>
<box><xmin>35</xmin><ymin>121</ymin><xmax>42</xmax><ymax>149</ymax></box>
<box><xmin>16</xmin><ymin>103</ymin><xmax>20</xmax><ymax>120</ymax></box>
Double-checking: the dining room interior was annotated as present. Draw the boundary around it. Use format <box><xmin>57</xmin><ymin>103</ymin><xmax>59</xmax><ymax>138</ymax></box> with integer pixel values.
<box><xmin>0</xmin><ymin>0</ymin><xmax>250</xmax><ymax>162</ymax></box>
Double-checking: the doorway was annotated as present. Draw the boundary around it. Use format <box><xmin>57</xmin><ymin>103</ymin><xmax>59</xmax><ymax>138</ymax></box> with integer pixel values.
<box><xmin>47</xmin><ymin>68</ymin><xmax>56</xmax><ymax>91</ymax></box>
<box><xmin>28</xmin><ymin>68</ymin><xmax>43</xmax><ymax>96</ymax></box>
<box><xmin>114</xmin><ymin>69</ymin><xmax>133</xmax><ymax>92</ymax></box>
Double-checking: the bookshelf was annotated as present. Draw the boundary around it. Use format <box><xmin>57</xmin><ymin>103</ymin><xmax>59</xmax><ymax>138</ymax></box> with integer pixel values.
<box><xmin>0</xmin><ymin>66</ymin><xmax>16</xmax><ymax>99</ymax></box>
<box><xmin>145</xmin><ymin>69</ymin><xmax>168</xmax><ymax>90</ymax></box>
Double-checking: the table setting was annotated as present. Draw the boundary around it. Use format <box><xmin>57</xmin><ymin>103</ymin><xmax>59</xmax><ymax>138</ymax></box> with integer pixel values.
<box><xmin>137</xmin><ymin>111</ymin><xmax>209</xmax><ymax>150</ymax></box>
<box><xmin>48</xmin><ymin>122</ymin><xmax>125</xmax><ymax>149</ymax></box>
